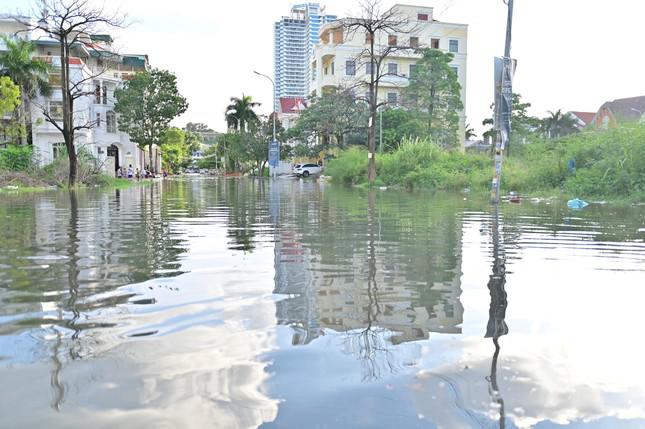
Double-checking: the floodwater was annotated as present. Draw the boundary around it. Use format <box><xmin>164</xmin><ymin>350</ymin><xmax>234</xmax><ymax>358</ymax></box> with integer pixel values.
<box><xmin>1</xmin><ymin>178</ymin><xmax>644</xmax><ymax>429</ymax></box>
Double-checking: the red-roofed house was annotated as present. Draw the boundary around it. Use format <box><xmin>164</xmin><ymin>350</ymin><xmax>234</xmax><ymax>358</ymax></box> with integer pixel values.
<box><xmin>567</xmin><ymin>111</ymin><xmax>595</xmax><ymax>130</ymax></box>
<box><xmin>278</xmin><ymin>97</ymin><xmax>308</xmax><ymax>130</ymax></box>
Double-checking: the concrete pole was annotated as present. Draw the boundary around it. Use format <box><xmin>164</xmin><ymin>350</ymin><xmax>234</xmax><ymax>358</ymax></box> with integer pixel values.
<box><xmin>254</xmin><ymin>70</ymin><xmax>277</xmax><ymax>177</ymax></box>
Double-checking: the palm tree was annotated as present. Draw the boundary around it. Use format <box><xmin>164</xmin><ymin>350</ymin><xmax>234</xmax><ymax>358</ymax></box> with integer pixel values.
<box><xmin>465</xmin><ymin>123</ymin><xmax>477</xmax><ymax>140</ymax></box>
<box><xmin>541</xmin><ymin>109</ymin><xmax>579</xmax><ymax>139</ymax></box>
<box><xmin>225</xmin><ymin>94</ymin><xmax>260</xmax><ymax>132</ymax></box>
<box><xmin>0</xmin><ymin>35</ymin><xmax>51</xmax><ymax>145</ymax></box>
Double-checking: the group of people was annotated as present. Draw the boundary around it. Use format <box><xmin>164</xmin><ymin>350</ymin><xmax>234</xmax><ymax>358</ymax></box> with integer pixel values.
<box><xmin>116</xmin><ymin>164</ymin><xmax>167</xmax><ymax>180</ymax></box>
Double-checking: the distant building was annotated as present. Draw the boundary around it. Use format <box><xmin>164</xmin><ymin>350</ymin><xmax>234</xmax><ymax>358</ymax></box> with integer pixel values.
<box><xmin>273</xmin><ymin>3</ymin><xmax>336</xmax><ymax>110</ymax></box>
<box><xmin>278</xmin><ymin>97</ymin><xmax>308</xmax><ymax>130</ymax></box>
<box><xmin>0</xmin><ymin>17</ymin><xmax>159</xmax><ymax>174</ymax></box>
<box><xmin>567</xmin><ymin>111</ymin><xmax>595</xmax><ymax>130</ymax></box>
<box><xmin>310</xmin><ymin>4</ymin><xmax>468</xmax><ymax>148</ymax></box>
<box><xmin>590</xmin><ymin>95</ymin><xmax>645</xmax><ymax>129</ymax></box>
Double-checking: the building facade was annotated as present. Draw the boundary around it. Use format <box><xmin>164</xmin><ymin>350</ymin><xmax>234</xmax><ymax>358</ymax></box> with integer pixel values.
<box><xmin>273</xmin><ymin>3</ymin><xmax>336</xmax><ymax>111</ymax></box>
<box><xmin>0</xmin><ymin>18</ymin><xmax>159</xmax><ymax>175</ymax></box>
<box><xmin>310</xmin><ymin>4</ymin><xmax>468</xmax><ymax>146</ymax></box>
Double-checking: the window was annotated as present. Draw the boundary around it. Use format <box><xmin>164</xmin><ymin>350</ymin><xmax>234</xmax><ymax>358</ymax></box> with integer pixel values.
<box><xmin>331</xmin><ymin>61</ymin><xmax>335</xmax><ymax>75</ymax></box>
<box><xmin>48</xmin><ymin>101</ymin><xmax>63</xmax><ymax>120</ymax></box>
<box><xmin>450</xmin><ymin>66</ymin><xmax>458</xmax><ymax>77</ymax></box>
<box><xmin>387</xmin><ymin>63</ymin><xmax>398</xmax><ymax>75</ymax></box>
<box><xmin>312</xmin><ymin>61</ymin><xmax>317</xmax><ymax>81</ymax></box>
<box><xmin>409</xmin><ymin>64</ymin><xmax>417</xmax><ymax>78</ymax></box>
<box><xmin>388</xmin><ymin>35</ymin><xmax>397</xmax><ymax>46</ymax></box>
<box><xmin>107</xmin><ymin>111</ymin><xmax>117</xmax><ymax>133</ymax></box>
<box><xmin>409</xmin><ymin>36</ymin><xmax>419</xmax><ymax>48</ymax></box>
<box><xmin>387</xmin><ymin>92</ymin><xmax>398</xmax><ymax>105</ymax></box>
<box><xmin>431</xmin><ymin>38</ymin><xmax>440</xmax><ymax>49</ymax></box>
<box><xmin>449</xmin><ymin>39</ymin><xmax>459</xmax><ymax>53</ymax></box>
<box><xmin>102</xmin><ymin>85</ymin><xmax>108</xmax><ymax>104</ymax></box>
<box><xmin>96</xmin><ymin>112</ymin><xmax>101</xmax><ymax>127</ymax></box>
<box><xmin>366</xmin><ymin>61</ymin><xmax>375</xmax><ymax>75</ymax></box>
<box><xmin>345</xmin><ymin>60</ymin><xmax>356</xmax><ymax>76</ymax></box>
<box><xmin>417</xmin><ymin>13</ymin><xmax>429</xmax><ymax>21</ymax></box>
<box><xmin>52</xmin><ymin>142</ymin><xmax>66</xmax><ymax>159</ymax></box>
<box><xmin>94</xmin><ymin>83</ymin><xmax>101</xmax><ymax>104</ymax></box>
<box><xmin>365</xmin><ymin>33</ymin><xmax>373</xmax><ymax>44</ymax></box>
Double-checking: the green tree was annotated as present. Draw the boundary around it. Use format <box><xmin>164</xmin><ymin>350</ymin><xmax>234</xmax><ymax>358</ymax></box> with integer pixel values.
<box><xmin>289</xmin><ymin>88</ymin><xmax>367</xmax><ymax>149</ymax></box>
<box><xmin>0</xmin><ymin>36</ymin><xmax>50</xmax><ymax>145</ymax></box>
<box><xmin>160</xmin><ymin>127</ymin><xmax>189</xmax><ymax>173</ymax></box>
<box><xmin>541</xmin><ymin>109</ymin><xmax>579</xmax><ymax>139</ymax></box>
<box><xmin>380</xmin><ymin>108</ymin><xmax>425</xmax><ymax>152</ymax></box>
<box><xmin>482</xmin><ymin>93</ymin><xmax>540</xmax><ymax>154</ymax></box>
<box><xmin>228</xmin><ymin>115</ymin><xmax>285</xmax><ymax>176</ymax></box>
<box><xmin>404</xmin><ymin>48</ymin><xmax>463</xmax><ymax>148</ymax></box>
<box><xmin>115</xmin><ymin>69</ymin><xmax>188</xmax><ymax>172</ymax></box>
<box><xmin>225</xmin><ymin>95</ymin><xmax>259</xmax><ymax>132</ymax></box>
<box><xmin>0</xmin><ymin>76</ymin><xmax>20</xmax><ymax>116</ymax></box>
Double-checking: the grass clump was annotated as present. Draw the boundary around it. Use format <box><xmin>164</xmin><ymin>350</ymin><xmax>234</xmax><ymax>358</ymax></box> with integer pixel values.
<box><xmin>326</xmin><ymin>125</ymin><xmax>645</xmax><ymax>201</ymax></box>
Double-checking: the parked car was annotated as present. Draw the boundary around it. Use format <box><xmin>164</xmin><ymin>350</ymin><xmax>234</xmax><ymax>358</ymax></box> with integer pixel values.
<box><xmin>293</xmin><ymin>163</ymin><xmax>322</xmax><ymax>177</ymax></box>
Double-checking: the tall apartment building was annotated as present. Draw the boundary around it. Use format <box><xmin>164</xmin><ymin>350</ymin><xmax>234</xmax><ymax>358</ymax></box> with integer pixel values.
<box><xmin>0</xmin><ymin>17</ymin><xmax>159</xmax><ymax>174</ymax></box>
<box><xmin>310</xmin><ymin>4</ymin><xmax>468</xmax><ymax>147</ymax></box>
<box><xmin>273</xmin><ymin>3</ymin><xmax>336</xmax><ymax>110</ymax></box>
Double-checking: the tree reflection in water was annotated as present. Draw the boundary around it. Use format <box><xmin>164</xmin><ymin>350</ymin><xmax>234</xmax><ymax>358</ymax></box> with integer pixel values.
<box><xmin>485</xmin><ymin>205</ymin><xmax>508</xmax><ymax>429</ymax></box>
<box><xmin>344</xmin><ymin>191</ymin><xmax>396</xmax><ymax>381</ymax></box>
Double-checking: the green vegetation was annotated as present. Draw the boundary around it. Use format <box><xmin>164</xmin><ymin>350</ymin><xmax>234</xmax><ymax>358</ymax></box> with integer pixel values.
<box><xmin>327</xmin><ymin>125</ymin><xmax>645</xmax><ymax>201</ymax></box>
<box><xmin>0</xmin><ymin>145</ymin><xmax>138</xmax><ymax>191</ymax></box>
<box><xmin>0</xmin><ymin>35</ymin><xmax>51</xmax><ymax>146</ymax></box>
<box><xmin>404</xmin><ymin>48</ymin><xmax>463</xmax><ymax>148</ymax></box>
<box><xmin>114</xmin><ymin>69</ymin><xmax>189</xmax><ymax>171</ymax></box>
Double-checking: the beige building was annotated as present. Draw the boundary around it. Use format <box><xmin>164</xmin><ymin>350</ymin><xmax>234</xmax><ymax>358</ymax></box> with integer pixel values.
<box><xmin>310</xmin><ymin>4</ymin><xmax>468</xmax><ymax>146</ymax></box>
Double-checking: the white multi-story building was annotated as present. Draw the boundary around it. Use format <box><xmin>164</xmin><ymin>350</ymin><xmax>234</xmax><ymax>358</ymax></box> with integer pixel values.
<box><xmin>0</xmin><ymin>17</ymin><xmax>159</xmax><ymax>175</ymax></box>
<box><xmin>273</xmin><ymin>3</ymin><xmax>336</xmax><ymax>110</ymax></box>
<box><xmin>310</xmin><ymin>4</ymin><xmax>468</xmax><ymax>146</ymax></box>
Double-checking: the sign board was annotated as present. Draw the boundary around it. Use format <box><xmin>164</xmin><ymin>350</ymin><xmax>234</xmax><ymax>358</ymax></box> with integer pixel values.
<box><xmin>268</xmin><ymin>140</ymin><xmax>280</xmax><ymax>167</ymax></box>
<box><xmin>490</xmin><ymin>56</ymin><xmax>516</xmax><ymax>204</ymax></box>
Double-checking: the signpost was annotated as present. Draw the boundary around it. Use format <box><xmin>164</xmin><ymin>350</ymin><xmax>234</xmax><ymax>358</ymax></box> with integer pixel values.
<box><xmin>268</xmin><ymin>139</ymin><xmax>280</xmax><ymax>177</ymax></box>
<box><xmin>490</xmin><ymin>0</ymin><xmax>515</xmax><ymax>205</ymax></box>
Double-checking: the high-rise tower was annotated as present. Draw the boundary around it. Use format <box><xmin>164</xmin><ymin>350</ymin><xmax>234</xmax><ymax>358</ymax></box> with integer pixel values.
<box><xmin>273</xmin><ymin>3</ymin><xmax>336</xmax><ymax>110</ymax></box>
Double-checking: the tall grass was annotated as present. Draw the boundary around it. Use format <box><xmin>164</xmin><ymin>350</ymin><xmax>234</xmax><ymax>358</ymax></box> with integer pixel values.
<box><xmin>326</xmin><ymin>125</ymin><xmax>645</xmax><ymax>200</ymax></box>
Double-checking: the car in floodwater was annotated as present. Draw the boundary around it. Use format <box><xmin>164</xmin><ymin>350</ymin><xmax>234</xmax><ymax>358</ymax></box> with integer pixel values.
<box><xmin>293</xmin><ymin>163</ymin><xmax>322</xmax><ymax>177</ymax></box>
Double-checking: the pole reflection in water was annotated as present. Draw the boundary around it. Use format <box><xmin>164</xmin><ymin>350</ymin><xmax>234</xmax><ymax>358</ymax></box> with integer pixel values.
<box><xmin>485</xmin><ymin>205</ymin><xmax>508</xmax><ymax>429</ymax></box>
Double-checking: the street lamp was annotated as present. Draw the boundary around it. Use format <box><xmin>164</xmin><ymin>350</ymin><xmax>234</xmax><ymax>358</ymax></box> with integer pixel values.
<box><xmin>253</xmin><ymin>70</ymin><xmax>279</xmax><ymax>178</ymax></box>
<box><xmin>253</xmin><ymin>70</ymin><xmax>276</xmax><ymax>141</ymax></box>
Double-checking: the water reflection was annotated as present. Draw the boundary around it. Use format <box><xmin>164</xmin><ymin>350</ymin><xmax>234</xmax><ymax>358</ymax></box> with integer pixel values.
<box><xmin>1</xmin><ymin>178</ymin><xmax>645</xmax><ymax>428</ymax></box>
<box><xmin>485</xmin><ymin>206</ymin><xmax>509</xmax><ymax>429</ymax></box>
<box><xmin>272</xmin><ymin>182</ymin><xmax>465</xmax><ymax>381</ymax></box>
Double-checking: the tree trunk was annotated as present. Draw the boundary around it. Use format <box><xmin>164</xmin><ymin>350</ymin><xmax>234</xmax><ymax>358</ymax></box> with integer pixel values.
<box><xmin>366</xmin><ymin>35</ymin><xmax>377</xmax><ymax>185</ymax></box>
<box><xmin>24</xmin><ymin>96</ymin><xmax>33</xmax><ymax>146</ymax></box>
<box><xmin>149</xmin><ymin>144</ymin><xmax>153</xmax><ymax>172</ymax></box>
<box><xmin>61</xmin><ymin>38</ymin><xmax>77</xmax><ymax>188</ymax></box>
<box><xmin>66</xmin><ymin>133</ymin><xmax>78</xmax><ymax>187</ymax></box>
<box><xmin>368</xmin><ymin>107</ymin><xmax>376</xmax><ymax>184</ymax></box>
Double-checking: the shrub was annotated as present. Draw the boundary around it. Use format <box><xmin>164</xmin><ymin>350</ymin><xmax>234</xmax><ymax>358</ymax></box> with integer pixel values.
<box><xmin>0</xmin><ymin>145</ymin><xmax>36</xmax><ymax>172</ymax></box>
<box><xmin>326</xmin><ymin>124</ymin><xmax>645</xmax><ymax>199</ymax></box>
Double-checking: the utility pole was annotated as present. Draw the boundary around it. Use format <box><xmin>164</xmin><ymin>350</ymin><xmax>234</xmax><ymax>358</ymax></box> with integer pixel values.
<box><xmin>490</xmin><ymin>0</ymin><xmax>514</xmax><ymax>204</ymax></box>
<box><xmin>253</xmin><ymin>70</ymin><xmax>279</xmax><ymax>177</ymax></box>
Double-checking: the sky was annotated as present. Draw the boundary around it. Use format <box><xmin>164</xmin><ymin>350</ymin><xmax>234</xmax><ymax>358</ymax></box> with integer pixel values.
<box><xmin>5</xmin><ymin>0</ymin><xmax>645</xmax><ymax>135</ymax></box>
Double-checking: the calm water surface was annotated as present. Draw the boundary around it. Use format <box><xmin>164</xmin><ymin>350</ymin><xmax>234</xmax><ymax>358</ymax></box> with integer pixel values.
<box><xmin>1</xmin><ymin>178</ymin><xmax>644</xmax><ymax>429</ymax></box>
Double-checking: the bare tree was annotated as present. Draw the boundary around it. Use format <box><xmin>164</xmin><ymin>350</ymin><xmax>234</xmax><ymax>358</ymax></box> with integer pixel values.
<box><xmin>17</xmin><ymin>0</ymin><xmax>125</xmax><ymax>187</ymax></box>
<box><xmin>339</xmin><ymin>0</ymin><xmax>416</xmax><ymax>184</ymax></box>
